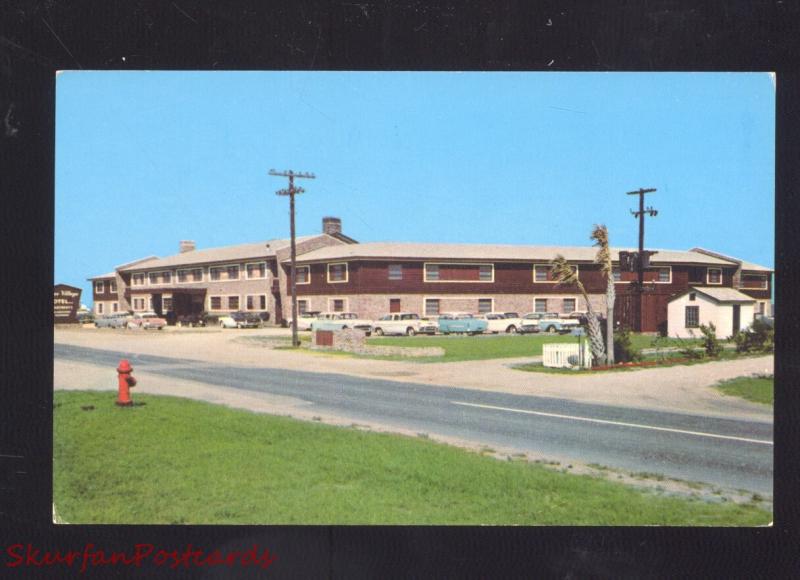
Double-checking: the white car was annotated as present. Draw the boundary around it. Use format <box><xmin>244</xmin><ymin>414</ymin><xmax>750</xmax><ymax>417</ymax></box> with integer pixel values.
<box><xmin>371</xmin><ymin>312</ymin><xmax>438</xmax><ymax>336</ymax></box>
<box><xmin>310</xmin><ymin>312</ymin><xmax>373</xmax><ymax>333</ymax></box>
<box><xmin>475</xmin><ymin>312</ymin><xmax>523</xmax><ymax>334</ymax></box>
<box><xmin>286</xmin><ymin>311</ymin><xmax>321</xmax><ymax>331</ymax></box>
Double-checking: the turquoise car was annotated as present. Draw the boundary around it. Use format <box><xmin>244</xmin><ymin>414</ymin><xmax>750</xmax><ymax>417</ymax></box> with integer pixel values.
<box><xmin>436</xmin><ymin>312</ymin><xmax>488</xmax><ymax>335</ymax></box>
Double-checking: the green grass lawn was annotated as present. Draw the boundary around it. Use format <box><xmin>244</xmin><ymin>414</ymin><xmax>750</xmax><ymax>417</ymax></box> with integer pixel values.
<box><xmin>365</xmin><ymin>334</ymin><xmax>575</xmax><ymax>362</ymax></box>
<box><xmin>54</xmin><ymin>391</ymin><xmax>770</xmax><ymax>525</ymax></box>
<box><xmin>715</xmin><ymin>375</ymin><xmax>774</xmax><ymax>406</ymax></box>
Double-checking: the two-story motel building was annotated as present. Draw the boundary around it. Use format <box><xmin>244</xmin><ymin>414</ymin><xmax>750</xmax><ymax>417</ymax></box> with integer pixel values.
<box><xmin>89</xmin><ymin>217</ymin><xmax>772</xmax><ymax>337</ymax></box>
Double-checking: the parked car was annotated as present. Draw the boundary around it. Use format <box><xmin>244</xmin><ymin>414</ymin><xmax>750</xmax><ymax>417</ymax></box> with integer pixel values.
<box><xmin>219</xmin><ymin>311</ymin><xmax>262</xmax><ymax>329</ymax></box>
<box><xmin>476</xmin><ymin>312</ymin><xmax>523</xmax><ymax>334</ymax></box>
<box><xmin>371</xmin><ymin>312</ymin><xmax>438</xmax><ymax>336</ymax></box>
<box><xmin>176</xmin><ymin>312</ymin><xmax>207</xmax><ymax>327</ymax></box>
<box><xmin>127</xmin><ymin>312</ymin><xmax>166</xmax><ymax>330</ymax></box>
<box><xmin>286</xmin><ymin>311</ymin><xmax>321</xmax><ymax>331</ymax></box>
<box><xmin>519</xmin><ymin>312</ymin><xmax>546</xmax><ymax>334</ymax></box>
<box><xmin>537</xmin><ymin>313</ymin><xmax>581</xmax><ymax>334</ymax></box>
<box><xmin>436</xmin><ymin>312</ymin><xmax>488</xmax><ymax>335</ymax></box>
<box><xmin>310</xmin><ymin>312</ymin><xmax>373</xmax><ymax>334</ymax></box>
<box><xmin>94</xmin><ymin>312</ymin><xmax>131</xmax><ymax>328</ymax></box>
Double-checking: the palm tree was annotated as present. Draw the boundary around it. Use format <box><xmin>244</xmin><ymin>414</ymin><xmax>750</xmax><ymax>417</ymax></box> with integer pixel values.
<box><xmin>591</xmin><ymin>224</ymin><xmax>615</xmax><ymax>365</ymax></box>
<box><xmin>550</xmin><ymin>256</ymin><xmax>606</xmax><ymax>364</ymax></box>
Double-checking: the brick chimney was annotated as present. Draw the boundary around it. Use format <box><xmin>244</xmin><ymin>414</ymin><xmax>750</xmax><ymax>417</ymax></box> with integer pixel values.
<box><xmin>322</xmin><ymin>216</ymin><xmax>342</xmax><ymax>236</ymax></box>
<box><xmin>179</xmin><ymin>240</ymin><xmax>196</xmax><ymax>253</ymax></box>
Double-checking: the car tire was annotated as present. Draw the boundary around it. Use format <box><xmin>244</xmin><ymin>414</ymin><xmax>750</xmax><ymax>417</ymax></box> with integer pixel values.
<box><xmin>406</xmin><ymin>327</ymin><xmax>416</xmax><ymax>336</ymax></box>
<box><xmin>374</xmin><ymin>328</ymin><xmax>384</xmax><ymax>336</ymax></box>
<box><xmin>506</xmin><ymin>325</ymin><xmax>517</xmax><ymax>334</ymax></box>
<box><xmin>547</xmin><ymin>325</ymin><xmax>557</xmax><ymax>334</ymax></box>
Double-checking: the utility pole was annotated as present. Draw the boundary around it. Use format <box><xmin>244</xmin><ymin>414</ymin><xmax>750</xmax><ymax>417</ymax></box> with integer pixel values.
<box><xmin>626</xmin><ymin>187</ymin><xmax>658</xmax><ymax>331</ymax></box>
<box><xmin>270</xmin><ymin>169</ymin><xmax>316</xmax><ymax>347</ymax></box>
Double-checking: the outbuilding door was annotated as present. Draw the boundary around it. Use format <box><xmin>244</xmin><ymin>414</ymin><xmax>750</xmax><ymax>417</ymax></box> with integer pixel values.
<box><xmin>732</xmin><ymin>305</ymin><xmax>741</xmax><ymax>335</ymax></box>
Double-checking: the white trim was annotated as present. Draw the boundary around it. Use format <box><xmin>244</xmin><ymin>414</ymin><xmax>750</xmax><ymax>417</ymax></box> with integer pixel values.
<box><xmin>130</xmin><ymin>273</ymin><xmax>146</xmax><ymax>287</ymax></box>
<box><xmin>421</xmin><ymin>294</ymin><xmax>495</xmax><ymax>315</ymax></box>
<box><xmin>533</xmin><ymin>263</ymin><xmax>578</xmax><ymax>283</ymax></box>
<box><xmin>112</xmin><ymin>302</ymin><xmax>119</xmax><ymax>313</ymax></box>
<box><xmin>295</xmin><ymin>265</ymin><xmax>311</xmax><ymax>285</ymax></box>
<box><xmin>109</xmin><ymin>281</ymin><xmax>117</xmax><ymax>293</ymax></box>
<box><xmin>706</xmin><ymin>267</ymin><xmax>722</xmax><ymax>285</ymax></box>
<box><xmin>388</xmin><ymin>263</ymin><xmax>403</xmax><ymax>281</ymax></box>
<box><xmin>208</xmin><ymin>294</ymin><xmax>241</xmax><ymax>312</ymax></box>
<box><xmin>245</xmin><ymin>261</ymin><xmax>267</xmax><ymax>280</ymax></box>
<box><xmin>611</xmin><ymin>267</ymin><xmax>632</xmax><ymax>284</ymax></box>
<box><xmin>297</xmin><ymin>299</ymin><xmax>310</xmax><ymax>314</ymax></box>
<box><xmin>477</xmin><ymin>297</ymin><xmax>494</xmax><ymax>314</ymax></box>
<box><xmin>147</xmin><ymin>270</ymin><xmax>174</xmax><ymax>286</ymax></box>
<box><xmin>131</xmin><ymin>297</ymin><xmax>147</xmax><ymax>311</ymax></box>
<box><xmin>328</xmin><ymin>297</ymin><xmax>349</xmax><ymax>312</ymax></box>
<box><xmin>423</xmin><ymin>262</ymin><xmax>495</xmax><ymax>283</ymax></box>
<box><xmin>177</xmin><ymin>267</ymin><xmax>204</xmax><ymax>284</ymax></box>
<box><xmin>326</xmin><ymin>262</ymin><xmax>349</xmax><ymax>284</ymax></box>
<box><xmin>209</xmin><ymin>263</ymin><xmax>241</xmax><ymax>282</ymax></box>
<box><xmin>245</xmin><ymin>294</ymin><xmax>268</xmax><ymax>311</ymax></box>
<box><xmin>94</xmin><ymin>281</ymin><xmax>105</xmax><ymax>293</ymax></box>
<box><xmin>96</xmin><ymin>302</ymin><xmax>104</xmax><ymax>315</ymax></box>
<box><xmin>531</xmin><ymin>295</ymin><xmax>582</xmax><ymax>314</ymax></box>
<box><xmin>654</xmin><ymin>266</ymin><xmax>672</xmax><ymax>284</ymax></box>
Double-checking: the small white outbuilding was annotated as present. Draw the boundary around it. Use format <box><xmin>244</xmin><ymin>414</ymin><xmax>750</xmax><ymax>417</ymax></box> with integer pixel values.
<box><xmin>667</xmin><ymin>287</ymin><xmax>756</xmax><ymax>339</ymax></box>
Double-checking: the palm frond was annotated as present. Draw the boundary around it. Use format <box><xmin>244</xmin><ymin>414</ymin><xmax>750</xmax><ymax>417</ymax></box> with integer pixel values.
<box><xmin>591</xmin><ymin>224</ymin><xmax>612</xmax><ymax>277</ymax></box>
<box><xmin>550</xmin><ymin>255</ymin><xmax>578</xmax><ymax>285</ymax></box>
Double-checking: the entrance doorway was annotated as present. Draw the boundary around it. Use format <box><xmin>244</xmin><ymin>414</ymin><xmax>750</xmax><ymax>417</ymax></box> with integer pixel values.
<box><xmin>732</xmin><ymin>304</ymin><xmax>741</xmax><ymax>335</ymax></box>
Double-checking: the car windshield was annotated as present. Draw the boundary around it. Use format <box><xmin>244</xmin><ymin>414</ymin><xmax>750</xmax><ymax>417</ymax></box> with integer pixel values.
<box><xmin>379</xmin><ymin>315</ymin><xmax>392</xmax><ymax>321</ymax></box>
<box><xmin>400</xmin><ymin>314</ymin><xmax>418</xmax><ymax>320</ymax></box>
<box><xmin>339</xmin><ymin>313</ymin><xmax>357</xmax><ymax>319</ymax></box>
<box><xmin>504</xmin><ymin>312</ymin><xmax>519</xmax><ymax>318</ymax></box>
<box><xmin>456</xmin><ymin>314</ymin><xmax>473</xmax><ymax>319</ymax></box>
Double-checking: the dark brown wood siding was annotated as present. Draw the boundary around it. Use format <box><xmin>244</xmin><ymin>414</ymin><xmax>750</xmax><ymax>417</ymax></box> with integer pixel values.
<box><xmin>92</xmin><ymin>278</ymin><xmax>118</xmax><ymax>301</ymax></box>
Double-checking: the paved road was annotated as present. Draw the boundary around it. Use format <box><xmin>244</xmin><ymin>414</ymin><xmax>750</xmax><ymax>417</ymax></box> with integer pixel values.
<box><xmin>54</xmin><ymin>343</ymin><xmax>773</xmax><ymax>494</ymax></box>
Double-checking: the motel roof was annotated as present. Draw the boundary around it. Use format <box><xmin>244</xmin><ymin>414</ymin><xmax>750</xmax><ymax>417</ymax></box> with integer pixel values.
<box><xmin>670</xmin><ymin>287</ymin><xmax>757</xmax><ymax>303</ymax></box>
<box><xmin>115</xmin><ymin>235</ymin><xmax>321</xmax><ymax>272</ymax></box>
<box><xmin>284</xmin><ymin>241</ymin><xmax>768</xmax><ymax>268</ymax></box>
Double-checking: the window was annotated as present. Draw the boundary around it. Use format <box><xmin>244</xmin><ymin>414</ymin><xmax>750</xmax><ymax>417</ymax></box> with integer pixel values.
<box><xmin>246</xmin><ymin>262</ymin><xmax>266</xmax><ymax>279</ymax></box>
<box><xmin>148</xmin><ymin>272</ymin><xmax>158</xmax><ymax>285</ymax></box>
<box><xmin>112</xmin><ymin>302</ymin><xmax>119</xmax><ymax>312</ymax></box>
<box><xmin>388</xmin><ymin>264</ymin><xmax>403</xmax><ymax>280</ymax></box>
<box><xmin>178</xmin><ymin>268</ymin><xmax>203</xmax><ymax>283</ymax></box>
<box><xmin>390</xmin><ymin>298</ymin><xmax>401</xmax><ymax>312</ymax></box>
<box><xmin>163</xmin><ymin>272</ymin><xmax>171</xmax><ymax>284</ymax></box>
<box><xmin>109</xmin><ymin>281</ymin><xmax>117</xmax><ymax>293</ymax></box>
<box><xmin>210</xmin><ymin>265</ymin><xmax>239</xmax><ymax>281</ymax></box>
<box><xmin>227</xmin><ymin>266</ymin><xmax>239</xmax><ymax>280</ymax></box>
<box><xmin>97</xmin><ymin>303</ymin><xmax>104</xmax><ymax>314</ymax></box>
<box><xmin>479</xmin><ymin>265</ymin><xmax>493</xmax><ymax>282</ymax></box>
<box><xmin>425</xmin><ymin>298</ymin><xmax>440</xmax><ymax>315</ymax></box>
<box><xmin>534</xmin><ymin>298</ymin><xmax>548</xmax><ymax>313</ymax></box>
<box><xmin>147</xmin><ymin>271</ymin><xmax>172</xmax><ymax>285</ymax></box>
<box><xmin>612</xmin><ymin>267</ymin><xmax>621</xmax><ymax>282</ymax></box>
<box><xmin>332</xmin><ymin>299</ymin><xmax>345</xmax><ymax>312</ymax></box>
<box><xmin>425</xmin><ymin>264</ymin><xmax>440</xmax><ymax>281</ymax></box>
<box><xmin>424</xmin><ymin>263</ymin><xmax>493</xmax><ymax>282</ymax></box>
<box><xmin>245</xmin><ymin>295</ymin><xmax>267</xmax><ymax>310</ymax></box>
<box><xmin>131</xmin><ymin>273</ymin><xmax>145</xmax><ymax>286</ymax></box>
<box><xmin>657</xmin><ymin>267</ymin><xmax>671</xmax><ymax>283</ymax></box>
<box><xmin>298</xmin><ymin>300</ymin><xmax>308</xmax><ymax>314</ymax></box>
<box><xmin>534</xmin><ymin>265</ymin><xmax>549</xmax><ymax>282</ymax></box>
<box><xmin>133</xmin><ymin>297</ymin><xmax>146</xmax><ymax>311</ymax></box>
<box><xmin>478</xmin><ymin>298</ymin><xmax>492</xmax><ymax>314</ymax></box>
<box><xmin>563</xmin><ymin>298</ymin><xmax>576</xmax><ymax>313</ymax></box>
<box><xmin>707</xmin><ymin>268</ymin><xmax>722</xmax><ymax>284</ymax></box>
<box><xmin>228</xmin><ymin>296</ymin><xmax>239</xmax><ymax>310</ymax></box>
<box><xmin>162</xmin><ymin>297</ymin><xmax>173</xmax><ymax>312</ymax></box>
<box><xmin>327</xmin><ymin>263</ymin><xmax>348</xmax><ymax>283</ymax></box>
<box><xmin>689</xmin><ymin>292</ymin><xmax>696</xmax><ymax>301</ymax></box>
<box><xmin>94</xmin><ymin>281</ymin><xmax>105</xmax><ymax>293</ymax></box>
<box><xmin>210</xmin><ymin>296</ymin><xmax>222</xmax><ymax>310</ymax></box>
<box><xmin>685</xmin><ymin>305</ymin><xmax>700</xmax><ymax>328</ymax></box>
<box><xmin>296</xmin><ymin>266</ymin><xmax>310</xmax><ymax>284</ymax></box>
<box><xmin>741</xmin><ymin>274</ymin><xmax>768</xmax><ymax>289</ymax></box>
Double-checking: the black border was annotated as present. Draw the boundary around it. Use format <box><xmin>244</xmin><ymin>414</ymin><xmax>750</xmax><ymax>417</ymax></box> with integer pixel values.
<box><xmin>2</xmin><ymin>1</ymin><xmax>798</xmax><ymax>577</ymax></box>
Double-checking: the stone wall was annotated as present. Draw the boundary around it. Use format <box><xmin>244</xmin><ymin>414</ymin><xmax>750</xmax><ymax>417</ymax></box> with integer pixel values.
<box><xmin>310</xmin><ymin>328</ymin><xmax>444</xmax><ymax>358</ymax></box>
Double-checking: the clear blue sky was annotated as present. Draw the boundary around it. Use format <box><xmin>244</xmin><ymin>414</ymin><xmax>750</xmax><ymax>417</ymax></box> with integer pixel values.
<box><xmin>55</xmin><ymin>72</ymin><xmax>774</xmax><ymax>306</ymax></box>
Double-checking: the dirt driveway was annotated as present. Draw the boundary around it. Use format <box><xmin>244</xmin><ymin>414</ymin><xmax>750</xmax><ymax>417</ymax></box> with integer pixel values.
<box><xmin>54</xmin><ymin>326</ymin><xmax>773</xmax><ymax>420</ymax></box>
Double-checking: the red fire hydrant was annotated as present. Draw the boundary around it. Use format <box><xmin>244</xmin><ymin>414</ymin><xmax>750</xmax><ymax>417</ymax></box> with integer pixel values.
<box><xmin>116</xmin><ymin>359</ymin><xmax>137</xmax><ymax>406</ymax></box>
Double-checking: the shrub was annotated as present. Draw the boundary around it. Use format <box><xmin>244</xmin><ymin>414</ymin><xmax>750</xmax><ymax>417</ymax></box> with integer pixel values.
<box><xmin>734</xmin><ymin>318</ymin><xmax>774</xmax><ymax>353</ymax></box>
<box><xmin>699</xmin><ymin>323</ymin><xmax>723</xmax><ymax>357</ymax></box>
<box><xmin>613</xmin><ymin>328</ymin><xmax>642</xmax><ymax>363</ymax></box>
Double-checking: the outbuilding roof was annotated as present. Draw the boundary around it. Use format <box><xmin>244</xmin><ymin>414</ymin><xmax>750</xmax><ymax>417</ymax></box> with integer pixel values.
<box><xmin>671</xmin><ymin>286</ymin><xmax>757</xmax><ymax>303</ymax></box>
<box><xmin>116</xmin><ymin>235</ymin><xmax>321</xmax><ymax>272</ymax></box>
<box><xmin>285</xmin><ymin>241</ymin><xmax>745</xmax><ymax>266</ymax></box>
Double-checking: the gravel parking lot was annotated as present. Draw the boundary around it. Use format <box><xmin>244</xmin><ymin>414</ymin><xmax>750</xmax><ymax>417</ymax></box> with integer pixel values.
<box><xmin>54</xmin><ymin>326</ymin><xmax>773</xmax><ymax>420</ymax></box>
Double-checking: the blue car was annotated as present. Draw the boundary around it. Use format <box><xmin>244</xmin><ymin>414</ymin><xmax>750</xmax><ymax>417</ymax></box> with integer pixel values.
<box><xmin>436</xmin><ymin>313</ymin><xmax>488</xmax><ymax>335</ymax></box>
